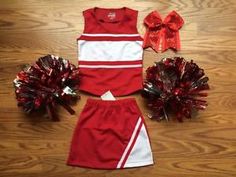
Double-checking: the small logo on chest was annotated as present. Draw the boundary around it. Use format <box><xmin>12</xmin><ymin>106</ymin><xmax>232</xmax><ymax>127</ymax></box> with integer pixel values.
<box><xmin>107</xmin><ymin>12</ymin><xmax>116</xmax><ymax>20</ymax></box>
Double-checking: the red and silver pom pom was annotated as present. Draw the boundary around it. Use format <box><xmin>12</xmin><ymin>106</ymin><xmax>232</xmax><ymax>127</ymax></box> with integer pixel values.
<box><xmin>142</xmin><ymin>57</ymin><xmax>209</xmax><ymax>122</ymax></box>
<box><xmin>13</xmin><ymin>55</ymin><xmax>80</xmax><ymax>121</ymax></box>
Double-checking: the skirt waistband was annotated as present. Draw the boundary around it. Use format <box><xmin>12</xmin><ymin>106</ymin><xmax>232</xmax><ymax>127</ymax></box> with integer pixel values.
<box><xmin>86</xmin><ymin>97</ymin><xmax>137</xmax><ymax>106</ymax></box>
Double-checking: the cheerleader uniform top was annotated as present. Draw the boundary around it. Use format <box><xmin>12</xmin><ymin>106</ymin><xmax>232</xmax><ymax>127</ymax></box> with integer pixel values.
<box><xmin>77</xmin><ymin>7</ymin><xmax>143</xmax><ymax>96</ymax></box>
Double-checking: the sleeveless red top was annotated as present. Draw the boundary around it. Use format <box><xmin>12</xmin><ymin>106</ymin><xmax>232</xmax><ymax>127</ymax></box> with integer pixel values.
<box><xmin>77</xmin><ymin>7</ymin><xmax>143</xmax><ymax>96</ymax></box>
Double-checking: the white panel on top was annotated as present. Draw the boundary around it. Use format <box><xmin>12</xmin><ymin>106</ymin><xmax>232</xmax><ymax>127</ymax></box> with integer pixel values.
<box><xmin>78</xmin><ymin>40</ymin><xmax>143</xmax><ymax>61</ymax></box>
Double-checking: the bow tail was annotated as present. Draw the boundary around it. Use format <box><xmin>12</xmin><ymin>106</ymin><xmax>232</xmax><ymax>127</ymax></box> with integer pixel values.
<box><xmin>143</xmin><ymin>30</ymin><xmax>161</xmax><ymax>52</ymax></box>
<box><xmin>162</xmin><ymin>29</ymin><xmax>181</xmax><ymax>52</ymax></box>
<box><xmin>142</xmin><ymin>29</ymin><xmax>151</xmax><ymax>49</ymax></box>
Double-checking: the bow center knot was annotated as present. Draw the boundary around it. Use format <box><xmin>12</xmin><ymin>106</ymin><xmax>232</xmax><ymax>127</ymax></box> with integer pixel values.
<box><xmin>161</xmin><ymin>23</ymin><xmax>166</xmax><ymax>28</ymax></box>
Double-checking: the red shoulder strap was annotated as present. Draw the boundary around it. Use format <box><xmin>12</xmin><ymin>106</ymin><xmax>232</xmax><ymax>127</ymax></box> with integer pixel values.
<box><xmin>124</xmin><ymin>8</ymin><xmax>139</xmax><ymax>33</ymax></box>
<box><xmin>81</xmin><ymin>8</ymin><xmax>94</xmax><ymax>33</ymax></box>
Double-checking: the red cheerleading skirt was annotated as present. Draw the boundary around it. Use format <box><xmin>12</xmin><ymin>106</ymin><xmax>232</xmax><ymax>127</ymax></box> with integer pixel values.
<box><xmin>67</xmin><ymin>98</ymin><xmax>154</xmax><ymax>169</ymax></box>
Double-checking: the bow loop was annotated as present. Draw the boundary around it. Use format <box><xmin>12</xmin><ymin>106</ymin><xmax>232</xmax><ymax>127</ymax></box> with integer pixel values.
<box><xmin>164</xmin><ymin>11</ymin><xmax>184</xmax><ymax>31</ymax></box>
<box><xmin>144</xmin><ymin>11</ymin><xmax>162</xmax><ymax>30</ymax></box>
<box><xmin>143</xmin><ymin>10</ymin><xmax>184</xmax><ymax>52</ymax></box>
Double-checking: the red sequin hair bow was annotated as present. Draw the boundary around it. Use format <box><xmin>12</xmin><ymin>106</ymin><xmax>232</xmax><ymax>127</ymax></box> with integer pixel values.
<box><xmin>142</xmin><ymin>10</ymin><xmax>184</xmax><ymax>52</ymax></box>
